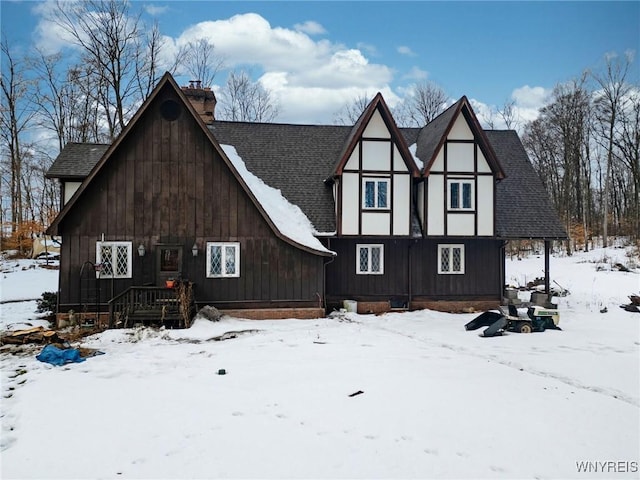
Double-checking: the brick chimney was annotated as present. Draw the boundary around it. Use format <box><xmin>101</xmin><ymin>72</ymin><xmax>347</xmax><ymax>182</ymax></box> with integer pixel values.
<box><xmin>181</xmin><ymin>80</ymin><xmax>216</xmax><ymax>124</ymax></box>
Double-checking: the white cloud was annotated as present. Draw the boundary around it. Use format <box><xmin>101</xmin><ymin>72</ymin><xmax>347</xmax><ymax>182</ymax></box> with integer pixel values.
<box><xmin>174</xmin><ymin>13</ymin><xmax>395</xmax><ymax>123</ymax></box>
<box><xmin>32</xmin><ymin>1</ymin><xmax>81</xmax><ymax>54</ymax></box>
<box><xmin>397</xmin><ymin>45</ymin><xmax>416</xmax><ymax>57</ymax></box>
<box><xmin>469</xmin><ymin>85</ymin><xmax>551</xmax><ymax>131</ymax></box>
<box><xmin>511</xmin><ymin>85</ymin><xmax>550</xmax><ymax>109</ymax></box>
<box><xmin>144</xmin><ymin>4</ymin><xmax>169</xmax><ymax>16</ymax></box>
<box><xmin>293</xmin><ymin>20</ymin><xmax>326</xmax><ymax>35</ymax></box>
<box><xmin>402</xmin><ymin>66</ymin><xmax>429</xmax><ymax>81</ymax></box>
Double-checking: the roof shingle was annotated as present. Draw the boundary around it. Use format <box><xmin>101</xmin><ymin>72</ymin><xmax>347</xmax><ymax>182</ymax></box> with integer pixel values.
<box><xmin>46</xmin><ymin>122</ymin><xmax>566</xmax><ymax>239</ymax></box>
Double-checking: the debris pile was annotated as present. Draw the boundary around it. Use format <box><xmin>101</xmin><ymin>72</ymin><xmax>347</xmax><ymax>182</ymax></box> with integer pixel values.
<box><xmin>0</xmin><ymin>326</ymin><xmax>60</xmax><ymax>345</ymax></box>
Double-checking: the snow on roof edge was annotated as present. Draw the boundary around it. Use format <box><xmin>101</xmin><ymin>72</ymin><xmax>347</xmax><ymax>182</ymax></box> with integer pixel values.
<box><xmin>409</xmin><ymin>143</ymin><xmax>424</xmax><ymax>171</ymax></box>
<box><xmin>221</xmin><ymin>145</ymin><xmax>336</xmax><ymax>256</ymax></box>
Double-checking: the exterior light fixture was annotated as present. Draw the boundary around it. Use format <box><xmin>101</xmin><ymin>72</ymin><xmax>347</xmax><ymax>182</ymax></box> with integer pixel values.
<box><xmin>137</xmin><ymin>243</ymin><xmax>146</xmax><ymax>257</ymax></box>
<box><xmin>192</xmin><ymin>242</ymin><xmax>198</xmax><ymax>257</ymax></box>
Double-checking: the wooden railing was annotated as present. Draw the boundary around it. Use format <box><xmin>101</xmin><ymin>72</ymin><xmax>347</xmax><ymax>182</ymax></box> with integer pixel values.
<box><xmin>108</xmin><ymin>286</ymin><xmax>189</xmax><ymax>328</ymax></box>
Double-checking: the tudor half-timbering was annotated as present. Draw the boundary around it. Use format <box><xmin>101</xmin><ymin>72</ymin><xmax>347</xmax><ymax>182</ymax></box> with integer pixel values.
<box><xmin>334</xmin><ymin>94</ymin><xmax>419</xmax><ymax>237</ymax></box>
<box><xmin>46</xmin><ymin>72</ymin><xmax>566</xmax><ymax>324</ymax></box>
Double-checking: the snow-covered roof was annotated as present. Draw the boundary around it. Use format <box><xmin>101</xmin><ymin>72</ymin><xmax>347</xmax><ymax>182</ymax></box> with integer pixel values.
<box><xmin>221</xmin><ymin>145</ymin><xmax>335</xmax><ymax>256</ymax></box>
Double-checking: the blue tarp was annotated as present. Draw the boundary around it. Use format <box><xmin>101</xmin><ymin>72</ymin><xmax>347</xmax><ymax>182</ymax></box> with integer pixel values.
<box><xmin>36</xmin><ymin>345</ymin><xmax>86</xmax><ymax>366</ymax></box>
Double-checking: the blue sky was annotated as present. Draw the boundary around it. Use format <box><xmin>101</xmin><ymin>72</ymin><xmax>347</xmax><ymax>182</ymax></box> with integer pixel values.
<box><xmin>1</xmin><ymin>1</ymin><xmax>639</xmax><ymax>125</ymax></box>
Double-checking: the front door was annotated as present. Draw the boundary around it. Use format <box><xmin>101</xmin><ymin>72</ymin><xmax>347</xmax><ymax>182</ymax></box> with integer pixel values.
<box><xmin>156</xmin><ymin>245</ymin><xmax>183</xmax><ymax>286</ymax></box>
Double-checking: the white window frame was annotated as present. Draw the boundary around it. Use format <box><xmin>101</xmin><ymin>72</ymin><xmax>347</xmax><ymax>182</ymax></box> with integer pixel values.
<box><xmin>362</xmin><ymin>178</ymin><xmax>390</xmax><ymax>209</ymax></box>
<box><xmin>448</xmin><ymin>179</ymin><xmax>474</xmax><ymax>211</ymax></box>
<box><xmin>438</xmin><ymin>244</ymin><xmax>465</xmax><ymax>274</ymax></box>
<box><xmin>96</xmin><ymin>241</ymin><xmax>132</xmax><ymax>279</ymax></box>
<box><xmin>206</xmin><ymin>242</ymin><xmax>240</xmax><ymax>278</ymax></box>
<box><xmin>356</xmin><ymin>244</ymin><xmax>384</xmax><ymax>275</ymax></box>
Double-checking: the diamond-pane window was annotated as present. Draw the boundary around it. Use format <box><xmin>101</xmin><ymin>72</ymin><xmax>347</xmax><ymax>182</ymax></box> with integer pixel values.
<box><xmin>371</xmin><ymin>247</ymin><xmax>381</xmax><ymax>272</ymax></box>
<box><xmin>96</xmin><ymin>242</ymin><xmax>131</xmax><ymax>278</ymax></box>
<box><xmin>116</xmin><ymin>245</ymin><xmax>129</xmax><ymax>276</ymax></box>
<box><xmin>438</xmin><ymin>245</ymin><xmax>464</xmax><ymax>274</ymax></box>
<box><xmin>207</xmin><ymin>242</ymin><xmax>240</xmax><ymax>278</ymax></box>
<box><xmin>209</xmin><ymin>246</ymin><xmax>222</xmax><ymax>275</ymax></box>
<box><xmin>357</xmin><ymin>244</ymin><xmax>384</xmax><ymax>274</ymax></box>
<box><xmin>225</xmin><ymin>246</ymin><xmax>236</xmax><ymax>275</ymax></box>
<box><xmin>359</xmin><ymin>247</ymin><xmax>369</xmax><ymax>272</ymax></box>
<box><xmin>452</xmin><ymin>247</ymin><xmax>462</xmax><ymax>272</ymax></box>
<box><xmin>441</xmin><ymin>248</ymin><xmax>450</xmax><ymax>272</ymax></box>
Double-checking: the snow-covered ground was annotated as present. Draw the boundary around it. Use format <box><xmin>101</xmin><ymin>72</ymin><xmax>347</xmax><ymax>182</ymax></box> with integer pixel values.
<box><xmin>1</xmin><ymin>247</ymin><xmax>639</xmax><ymax>479</ymax></box>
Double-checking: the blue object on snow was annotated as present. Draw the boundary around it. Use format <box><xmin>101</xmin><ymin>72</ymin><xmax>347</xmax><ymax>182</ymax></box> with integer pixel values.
<box><xmin>36</xmin><ymin>344</ymin><xmax>86</xmax><ymax>366</ymax></box>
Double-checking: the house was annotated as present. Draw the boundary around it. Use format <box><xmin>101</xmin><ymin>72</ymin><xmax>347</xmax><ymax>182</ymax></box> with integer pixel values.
<box><xmin>46</xmin><ymin>72</ymin><xmax>566</xmax><ymax>325</ymax></box>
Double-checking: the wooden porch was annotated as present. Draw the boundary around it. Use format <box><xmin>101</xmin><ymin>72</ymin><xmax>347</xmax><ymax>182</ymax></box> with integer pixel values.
<box><xmin>108</xmin><ymin>283</ymin><xmax>195</xmax><ymax>329</ymax></box>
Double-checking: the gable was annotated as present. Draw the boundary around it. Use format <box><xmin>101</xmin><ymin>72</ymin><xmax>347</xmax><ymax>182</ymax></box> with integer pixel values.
<box><xmin>47</xmin><ymin>72</ymin><xmax>332</xmax><ymax>256</ymax></box>
<box><xmin>333</xmin><ymin>94</ymin><xmax>419</xmax><ymax>177</ymax></box>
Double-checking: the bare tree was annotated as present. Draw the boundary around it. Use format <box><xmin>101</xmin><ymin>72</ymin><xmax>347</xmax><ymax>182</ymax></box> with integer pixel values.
<box><xmin>1</xmin><ymin>36</ymin><xmax>36</xmax><ymax>235</ymax></box>
<box><xmin>403</xmin><ymin>81</ymin><xmax>448</xmax><ymax>126</ymax></box>
<box><xmin>591</xmin><ymin>52</ymin><xmax>634</xmax><ymax>247</ymax></box>
<box><xmin>134</xmin><ymin>21</ymin><xmax>166</xmax><ymax>101</ymax></box>
<box><xmin>218</xmin><ymin>70</ymin><xmax>279</xmax><ymax>122</ymax></box>
<box><xmin>614</xmin><ymin>88</ymin><xmax>640</xmax><ymax>240</ymax></box>
<box><xmin>523</xmin><ymin>76</ymin><xmax>591</xmax><ymax>254</ymax></box>
<box><xmin>31</xmin><ymin>50</ymin><xmax>108</xmax><ymax>150</ymax></box>
<box><xmin>48</xmin><ymin>0</ymin><xmax>148</xmax><ymax>139</ymax></box>
<box><xmin>333</xmin><ymin>94</ymin><xmax>371</xmax><ymax>125</ymax></box>
<box><xmin>178</xmin><ymin>38</ymin><xmax>225</xmax><ymax>87</ymax></box>
<box><xmin>498</xmin><ymin>99</ymin><xmax>520</xmax><ymax>130</ymax></box>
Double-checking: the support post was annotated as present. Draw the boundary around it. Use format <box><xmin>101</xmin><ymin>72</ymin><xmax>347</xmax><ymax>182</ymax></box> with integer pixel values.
<box><xmin>544</xmin><ymin>240</ymin><xmax>551</xmax><ymax>294</ymax></box>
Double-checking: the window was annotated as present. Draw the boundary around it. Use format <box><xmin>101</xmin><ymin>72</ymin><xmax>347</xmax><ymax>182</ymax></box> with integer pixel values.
<box><xmin>363</xmin><ymin>178</ymin><xmax>389</xmax><ymax>209</ymax></box>
<box><xmin>438</xmin><ymin>244</ymin><xmax>465</xmax><ymax>274</ymax></box>
<box><xmin>96</xmin><ymin>241</ymin><xmax>132</xmax><ymax>278</ymax></box>
<box><xmin>357</xmin><ymin>244</ymin><xmax>384</xmax><ymax>274</ymax></box>
<box><xmin>448</xmin><ymin>180</ymin><xmax>473</xmax><ymax>210</ymax></box>
<box><xmin>160</xmin><ymin>247</ymin><xmax>181</xmax><ymax>273</ymax></box>
<box><xmin>206</xmin><ymin>242</ymin><xmax>240</xmax><ymax>278</ymax></box>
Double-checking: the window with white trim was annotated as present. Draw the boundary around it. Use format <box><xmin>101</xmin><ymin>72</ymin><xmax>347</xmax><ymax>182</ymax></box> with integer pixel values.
<box><xmin>363</xmin><ymin>178</ymin><xmax>389</xmax><ymax>209</ymax></box>
<box><xmin>357</xmin><ymin>244</ymin><xmax>384</xmax><ymax>274</ymax></box>
<box><xmin>96</xmin><ymin>241</ymin><xmax>132</xmax><ymax>278</ymax></box>
<box><xmin>448</xmin><ymin>180</ymin><xmax>474</xmax><ymax>210</ymax></box>
<box><xmin>206</xmin><ymin>242</ymin><xmax>240</xmax><ymax>278</ymax></box>
<box><xmin>438</xmin><ymin>244</ymin><xmax>465</xmax><ymax>274</ymax></box>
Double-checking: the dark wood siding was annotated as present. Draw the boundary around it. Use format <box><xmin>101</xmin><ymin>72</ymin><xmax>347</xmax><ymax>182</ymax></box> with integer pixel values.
<box><xmin>410</xmin><ymin>238</ymin><xmax>503</xmax><ymax>299</ymax></box>
<box><xmin>57</xmin><ymin>84</ymin><xmax>324</xmax><ymax>311</ymax></box>
<box><xmin>325</xmin><ymin>238</ymin><xmax>410</xmax><ymax>301</ymax></box>
<box><xmin>325</xmin><ymin>238</ymin><xmax>502</xmax><ymax>303</ymax></box>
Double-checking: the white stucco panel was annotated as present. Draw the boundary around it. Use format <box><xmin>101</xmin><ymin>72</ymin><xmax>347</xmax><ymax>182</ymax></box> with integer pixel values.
<box><xmin>363</xmin><ymin>110</ymin><xmax>391</xmax><ymax>139</ymax></box>
<box><xmin>477</xmin><ymin>175</ymin><xmax>494</xmax><ymax>235</ymax></box>
<box><xmin>362</xmin><ymin>140</ymin><xmax>391</xmax><ymax>171</ymax></box>
<box><xmin>431</xmin><ymin>148</ymin><xmax>445</xmax><ymax>171</ymax></box>
<box><xmin>449</xmin><ymin>115</ymin><xmax>474</xmax><ymax>140</ymax></box>
<box><xmin>362</xmin><ymin>212</ymin><xmax>390</xmax><ymax>235</ymax></box>
<box><xmin>64</xmin><ymin>181</ymin><xmax>82</xmax><ymax>204</ymax></box>
<box><xmin>427</xmin><ymin>174</ymin><xmax>444</xmax><ymax>235</ymax></box>
<box><xmin>341</xmin><ymin>173</ymin><xmax>360</xmax><ymax>234</ymax></box>
<box><xmin>447</xmin><ymin>143</ymin><xmax>474</xmax><ymax>172</ymax></box>
<box><xmin>344</xmin><ymin>149</ymin><xmax>359</xmax><ymax>171</ymax></box>
<box><xmin>393</xmin><ymin>174</ymin><xmax>410</xmax><ymax>235</ymax></box>
<box><xmin>447</xmin><ymin>213</ymin><xmax>475</xmax><ymax>236</ymax></box>
<box><xmin>477</xmin><ymin>148</ymin><xmax>492</xmax><ymax>173</ymax></box>
<box><xmin>393</xmin><ymin>144</ymin><xmax>407</xmax><ymax>171</ymax></box>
